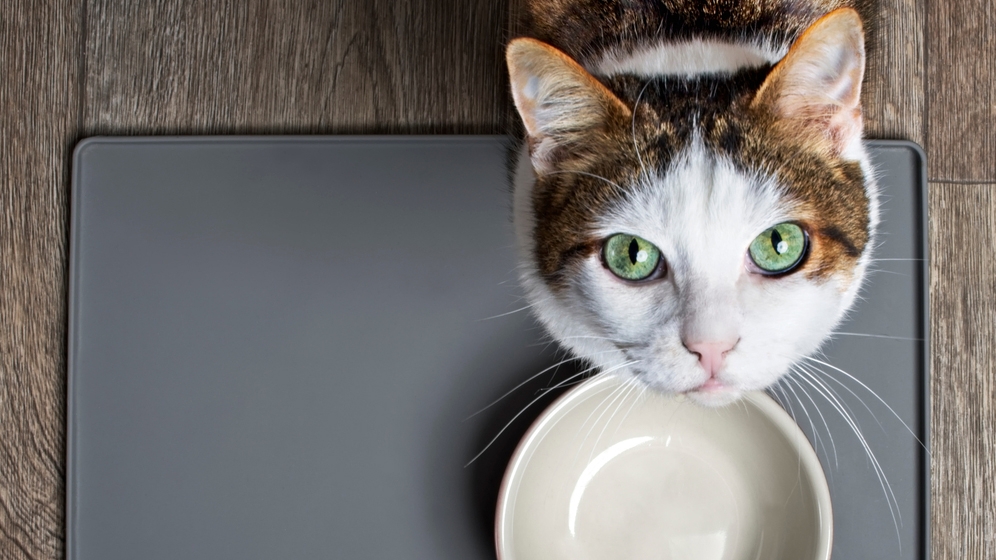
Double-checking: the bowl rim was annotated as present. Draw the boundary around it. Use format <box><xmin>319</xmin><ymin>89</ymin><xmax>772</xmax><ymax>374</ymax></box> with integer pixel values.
<box><xmin>494</xmin><ymin>374</ymin><xmax>833</xmax><ymax>560</ymax></box>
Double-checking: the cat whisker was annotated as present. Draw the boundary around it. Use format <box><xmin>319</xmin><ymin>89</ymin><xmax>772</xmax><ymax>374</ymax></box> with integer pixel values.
<box><xmin>777</xmin><ymin>350</ymin><xmax>869</xmax><ymax>425</ymax></box>
<box><xmin>464</xmin><ymin>355</ymin><xmax>580</xmax><ymax>421</ymax></box>
<box><xmin>573</xmin><ymin>376</ymin><xmax>634</xmax><ymax>459</ymax></box>
<box><xmin>465</xmin><ymin>361</ymin><xmax>607</xmax><ymax>466</ymax></box>
<box><xmin>771</xmin><ymin>379</ymin><xmax>799</xmax><ymax>425</ymax></box>
<box><xmin>537</xmin><ymin>376</ymin><xmax>591</xmax><ymax>394</ymax></box>
<box><xmin>781</xmin><ymin>376</ymin><xmax>818</xmax><ymax>439</ymax></box>
<box><xmin>464</xmin><ymin>359</ymin><xmax>638</xmax><ymax>467</ymax></box>
<box><xmin>793</xmin><ymin>368</ymin><xmax>903</xmax><ymax>548</ymax></box>
<box><xmin>553</xmin><ymin>334</ymin><xmax>638</xmax><ymax>346</ymax></box>
<box><xmin>475</xmin><ymin>303</ymin><xmax>535</xmax><ymax>321</ymax></box>
<box><xmin>772</xmin><ymin>379</ymin><xmax>823</xmax><ymax>465</ymax></box>
<box><xmin>537</xmin><ymin>169</ymin><xmax>627</xmax><ymax>195</ymax></box>
<box><xmin>632</xmin><ymin>79</ymin><xmax>653</xmax><ymax>178</ymax></box>
<box><xmin>542</xmin><ymin>349</ymin><xmax>575</xmax><ymax>386</ymax></box>
<box><xmin>770</xmin><ymin>380</ymin><xmax>814</xmax><ymax>497</ymax></box>
<box><xmin>794</xmin><ymin>361</ymin><xmax>873</xmax><ymax>433</ymax></box>
<box><xmin>785</xmin><ymin>371</ymin><xmax>838</xmax><ymax>468</ymax></box>
<box><xmin>803</xmin><ymin>356</ymin><xmax>928</xmax><ymax>453</ymax></box>
<box><xmin>566</xmin><ymin>365</ymin><xmax>642</xmax><ymax>465</ymax></box>
<box><xmin>589</xmin><ymin>377</ymin><xmax>643</xmax><ymax>462</ymax></box>
<box><xmin>869</xmin><ymin>237</ymin><xmax>890</xmax><ymax>251</ymax></box>
<box><xmin>830</xmin><ymin>331</ymin><xmax>923</xmax><ymax>342</ymax></box>
<box><xmin>503</xmin><ymin>290</ymin><xmax>551</xmax><ymax>305</ymax></box>
<box><xmin>730</xmin><ymin>394</ymin><xmax>747</xmax><ymax>417</ymax></box>
<box><xmin>567</xmin><ymin>380</ymin><xmax>626</xmax><ymax>449</ymax></box>
<box><xmin>766</xmin><ymin>381</ymin><xmax>788</xmax><ymax>410</ymax></box>
<box><xmin>464</xmin><ymin>348</ymin><xmax>619</xmax><ymax>420</ymax></box>
<box><xmin>525</xmin><ymin>334</ymin><xmax>629</xmax><ymax>348</ymax></box>
<box><xmin>611</xmin><ymin>383</ymin><xmax>648</xmax><ymax>441</ymax></box>
<box><xmin>520</xmin><ymin>381</ymin><xmax>623</xmax><ymax>481</ymax></box>
<box><xmin>864</xmin><ymin>267</ymin><xmax>910</xmax><ymax>278</ymax></box>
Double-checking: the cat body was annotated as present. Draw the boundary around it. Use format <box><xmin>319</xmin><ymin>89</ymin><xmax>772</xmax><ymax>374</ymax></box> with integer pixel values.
<box><xmin>507</xmin><ymin>0</ymin><xmax>877</xmax><ymax>405</ymax></box>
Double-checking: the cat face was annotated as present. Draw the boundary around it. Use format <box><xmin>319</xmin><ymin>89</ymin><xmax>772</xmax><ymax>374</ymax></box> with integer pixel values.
<box><xmin>508</xmin><ymin>10</ymin><xmax>877</xmax><ymax>405</ymax></box>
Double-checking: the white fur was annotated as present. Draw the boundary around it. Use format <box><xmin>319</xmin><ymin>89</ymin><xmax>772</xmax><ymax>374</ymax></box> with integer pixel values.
<box><xmin>593</xmin><ymin>39</ymin><xmax>787</xmax><ymax>78</ymax></box>
<box><xmin>514</xmin><ymin>140</ymin><xmax>878</xmax><ymax>406</ymax></box>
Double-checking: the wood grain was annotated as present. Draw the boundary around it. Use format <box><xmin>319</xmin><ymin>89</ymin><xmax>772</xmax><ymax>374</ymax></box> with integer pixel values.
<box><xmin>0</xmin><ymin>2</ymin><xmax>81</xmax><ymax>559</ymax></box>
<box><xmin>929</xmin><ymin>182</ymin><xmax>996</xmax><ymax>560</ymax></box>
<box><xmin>927</xmin><ymin>0</ymin><xmax>996</xmax><ymax>556</ymax></box>
<box><xmin>927</xmin><ymin>0</ymin><xmax>996</xmax><ymax>181</ymax></box>
<box><xmin>863</xmin><ymin>0</ymin><xmax>924</xmax><ymax>143</ymax></box>
<box><xmin>83</xmin><ymin>0</ymin><xmax>512</xmax><ymax>135</ymax></box>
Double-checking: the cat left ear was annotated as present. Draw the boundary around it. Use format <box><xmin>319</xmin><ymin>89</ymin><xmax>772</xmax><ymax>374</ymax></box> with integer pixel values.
<box><xmin>752</xmin><ymin>8</ymin><xmax>866</xmax><ymax>156</ymax></box>
<box><xmin>507</xmin><ymin>38</ymin><xmax>631</xmax><ymax>172</ymax></box>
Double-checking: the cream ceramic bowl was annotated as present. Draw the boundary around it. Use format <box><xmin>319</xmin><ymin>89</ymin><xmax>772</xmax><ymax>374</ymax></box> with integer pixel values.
<box><xmin>495</xmin><ymin>374</ymin><xmax>832</xmax><ymax>560</ymax></box>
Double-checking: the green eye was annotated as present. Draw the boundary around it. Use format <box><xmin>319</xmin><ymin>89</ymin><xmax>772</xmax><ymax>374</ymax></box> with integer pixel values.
<box><xmin>748</xmin><ymin>223</ymin><xmax>808</xmax><ymax>274</ymax></box>
<box><xmin>603</xmin><ymin>234</ymin><xmax>662</xmax><ymax>281</ymax></box>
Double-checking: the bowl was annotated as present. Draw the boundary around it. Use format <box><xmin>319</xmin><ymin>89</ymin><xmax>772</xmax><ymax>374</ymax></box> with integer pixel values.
<box><xmin>495</xmin><ymin>374</ymin><xmax>832</xmax><ymax>560</ymax></box>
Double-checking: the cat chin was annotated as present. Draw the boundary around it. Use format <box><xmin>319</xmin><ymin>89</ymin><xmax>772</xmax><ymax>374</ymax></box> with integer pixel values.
<box><xmin>685</xmin><ymin>387</ymin><xmax>743</xmax><ymax>408</ymax></box>
<box><xmin>633</xmin><ymin>372</ymin><xmax>745</xmax><ymax>407</ymax></box>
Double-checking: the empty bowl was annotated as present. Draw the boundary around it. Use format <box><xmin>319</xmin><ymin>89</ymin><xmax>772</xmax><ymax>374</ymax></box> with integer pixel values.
<box><xmin>495</xmin><ymin>374</ymin><xmax>831</xmax><ymax>560</ymax></box>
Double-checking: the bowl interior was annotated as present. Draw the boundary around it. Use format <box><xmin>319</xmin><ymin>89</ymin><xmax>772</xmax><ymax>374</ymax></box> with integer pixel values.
<box><xmin>496</xmin><ymin>375</ymin><xmax>831</xmax><ymax>560</ymax></box>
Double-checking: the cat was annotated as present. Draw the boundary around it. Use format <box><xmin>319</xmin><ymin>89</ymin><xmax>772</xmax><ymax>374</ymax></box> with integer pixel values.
<box><xmin>506</xmin><ymin>0</ymin><xmax>878</xmax><ymax>407</ymax></box>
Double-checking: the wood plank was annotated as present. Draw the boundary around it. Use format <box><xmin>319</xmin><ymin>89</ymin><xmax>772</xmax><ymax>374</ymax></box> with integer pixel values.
<box><xmin>0</xmin><ymin>2</ymin><xmax>81</xmax><ymax>559</ymax></box>
<box><xmin>83</xmin><ymin>0</ymin><xmax>512</xmax><ymax>134</ymax></box>
<box><xmin>927</xmin><ymin>0</ymin><xmax>996</xmax><ymax>181</ymax></box>
<box><xmin>863</xmin><ymin>0</ymin><xmax>924</xmax><ymax>143</ymax></box>
<box><xmin>929</xmin><ymin>182</ymin><xmax>996</xmax><ymax>560</ymax></box>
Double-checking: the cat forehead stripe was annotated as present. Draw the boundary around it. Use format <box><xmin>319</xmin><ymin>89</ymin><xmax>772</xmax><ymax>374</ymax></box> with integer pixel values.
<box><xmin>594</xmin><ymin>40</ymin><xmax>788</xmax><ymax>78</ymax></box>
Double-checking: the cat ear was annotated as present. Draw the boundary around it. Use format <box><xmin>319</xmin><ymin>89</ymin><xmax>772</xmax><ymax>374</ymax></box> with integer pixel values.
<box><xmin>506</xmin><ymin>38</ymin><xmax>631</xmax><ymax>172</ymax></box>
<box><xmin>752</xmin><ymin>8</ymin><xmax>865</xmax><ymax>156</ymax></box>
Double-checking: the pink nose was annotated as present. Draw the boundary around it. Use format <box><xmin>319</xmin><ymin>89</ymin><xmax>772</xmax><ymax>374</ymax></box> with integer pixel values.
<box><xmin>684</xmin><ymin>340</ymin><xmax>737</xmax><ymax>378</ymax></box>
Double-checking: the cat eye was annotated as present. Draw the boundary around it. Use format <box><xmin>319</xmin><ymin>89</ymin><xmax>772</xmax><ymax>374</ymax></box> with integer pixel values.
<box><xmin>602</xmin><ymin>234</ymin><xmax>663</xmax><ymax>281</ymax></box>
<box><xmin>748</xmin><ymin>222</ymin><xmax>808</xmax><ymax>274</ymax></box>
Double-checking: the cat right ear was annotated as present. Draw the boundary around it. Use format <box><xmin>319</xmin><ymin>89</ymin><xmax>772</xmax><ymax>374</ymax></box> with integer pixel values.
<box><xmin>506</xmin><ymin>38</ymin><xmax>631</xmax><ymax>173</ymax></box>
<box><xmin>751</xmin><ymin>8</ymin><xmax>866</xmax><ymax>157</ymax></box>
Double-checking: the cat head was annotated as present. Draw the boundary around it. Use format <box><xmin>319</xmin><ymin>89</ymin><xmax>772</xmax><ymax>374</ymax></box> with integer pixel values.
<box><xmin>506</xmin><ymin>9</ymin><xmax>877</xmax><ymax>405</ymax></box>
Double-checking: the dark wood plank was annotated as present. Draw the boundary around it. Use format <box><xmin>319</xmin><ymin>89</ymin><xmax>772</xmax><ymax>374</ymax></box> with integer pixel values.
<box><xmin>83</xmin><ymin>0</ymin><xmax>512</xmax><ymax>134</ymax></box>
<box><xmin>929</xmin><ymin>181</ymin><xmax>996</xmax><ymax>560</ymax></box>
<box><xmin>0</xmin><ymin>2</ymin><xmax>81</xmax><ymax>559</ymax></box>
<box><xmin>927</xmin><ymin>0</ymin><xmax>996</xmax><ymax>555</ymax></box>
<box><xmin>863</xmin><ymin>0</ymin><xmax>924</xmax><ymax>143</ymax></box>
<box><xmin>927</xmin><ymin>0</ymin><xmax>996</xmax><ymax>181</ymax></box>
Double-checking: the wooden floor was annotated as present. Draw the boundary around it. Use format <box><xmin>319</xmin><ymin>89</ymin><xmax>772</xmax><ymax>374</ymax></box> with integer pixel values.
<box><xmin>1</xmin><ymin>1</ymin><xmax>993</xmax><ymax>558</ymax></box>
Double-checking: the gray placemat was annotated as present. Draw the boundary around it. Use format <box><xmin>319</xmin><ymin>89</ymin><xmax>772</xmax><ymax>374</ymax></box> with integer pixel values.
<box><xmin>68</xmin><ymin>137</ymin><xmax>927</xmax><ymax>559</ymax></box>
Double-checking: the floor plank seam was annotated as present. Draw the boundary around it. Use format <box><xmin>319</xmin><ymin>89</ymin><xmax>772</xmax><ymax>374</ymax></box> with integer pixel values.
<box><xmin>77</xmin><ymin>1</ymin><xmax>87</xmax><ymax>135</ymax></box>
<box><xmin>928</xmin><ymin>179</ymin><xmax>996</xmax><ymax>185</ymax></box>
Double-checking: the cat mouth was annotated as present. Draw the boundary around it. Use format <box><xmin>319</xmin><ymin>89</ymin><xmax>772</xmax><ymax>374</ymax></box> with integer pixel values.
<box><xmin>695</xmin><ymin>378</ymin><xmax>727</xmax><ymax>392</ymax></box>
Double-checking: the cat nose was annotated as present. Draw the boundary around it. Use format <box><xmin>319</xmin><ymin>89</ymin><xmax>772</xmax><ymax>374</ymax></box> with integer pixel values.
<box><xmin>683</xmin><ymin>339</ymin><xmax>738</xmax><ymax>378</ymax></box>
